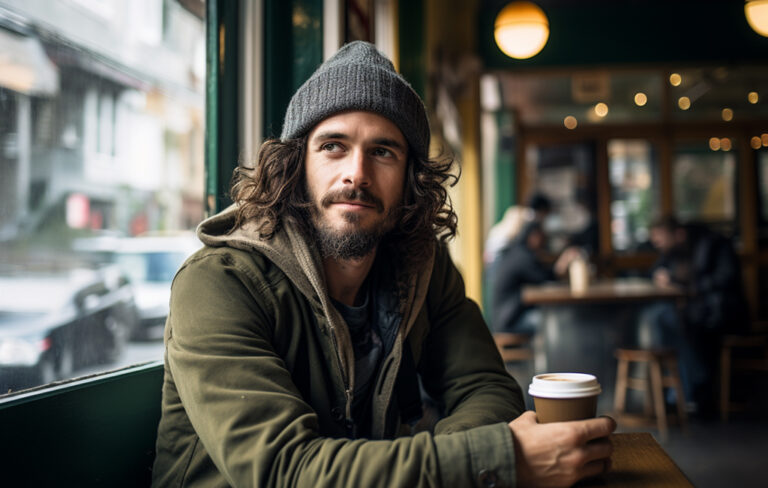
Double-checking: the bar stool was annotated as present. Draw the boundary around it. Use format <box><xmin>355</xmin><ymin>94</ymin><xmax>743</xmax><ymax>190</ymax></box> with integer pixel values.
<box><xmin>720</xmin><ymin>333</ymin><xmax>768</xmax><ymax>421</ymax></box>
<box><xmin>493</xmin><ymin>332</ymin><xmax>534</xmax><ymax>364</ymax></box>
<box><xmin>613</xmin><ymin>348</ymin><xmax>688</xmax><ymax>441</ymax></box>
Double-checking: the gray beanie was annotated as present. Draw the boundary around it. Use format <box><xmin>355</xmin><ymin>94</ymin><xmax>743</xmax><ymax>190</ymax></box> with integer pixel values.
<box><xmin>281</xmin><ymin>41</ymin><xmax>430</xmax><ymax>159</ymax></box>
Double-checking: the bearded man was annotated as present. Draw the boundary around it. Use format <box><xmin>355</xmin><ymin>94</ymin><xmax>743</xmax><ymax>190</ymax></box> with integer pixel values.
<box><xmin>152</xmin><ymin>41</ymin><xmax>615</xmax><ymax>488</ymax></box>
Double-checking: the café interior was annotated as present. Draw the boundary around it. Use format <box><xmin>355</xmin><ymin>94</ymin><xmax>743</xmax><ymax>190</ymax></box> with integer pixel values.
<box><xmin>1</xmin><ymin>0</ymin><xmax>768</xmax><ymax>486</ymax></box>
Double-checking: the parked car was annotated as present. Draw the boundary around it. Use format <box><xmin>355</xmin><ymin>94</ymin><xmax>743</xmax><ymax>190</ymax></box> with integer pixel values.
<box><xmin>109</xmin><ymin>233</ymin><xmax>201</xmax><ymax>340</ymax></box>
<box><xmin>0</xmin><ymin>266</ymin><xmax>139</xmax><ymax>393</ymax></box>
<box><xmin>72</xmin><ymin>232</ymin><xmax>202</xmax><ymax>340</ymax></box>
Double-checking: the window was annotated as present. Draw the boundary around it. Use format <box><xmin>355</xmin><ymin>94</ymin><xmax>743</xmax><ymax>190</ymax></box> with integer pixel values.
<box><xmin>758</xmin><ymin>149</ymin><xmax>768</xmax><ymax>241</ymax></box>
<box><xmin>608</xmin><ymin>139</ymin><xmax>659</xmax><ymax>252</ymax></box>
<box><xmin>526</xmin><ymin>142</ymin><xmax>598</xmax><ymax>254</ymax></box>
<box><xmin>673</xmin><ymin>141</ymin><xmax>737</xmax><ymax>234</ymax></box>
<box><xmin>0</xmin><ymin>1</ymin><xmax>205</xmax><ymax>395</ymax></box>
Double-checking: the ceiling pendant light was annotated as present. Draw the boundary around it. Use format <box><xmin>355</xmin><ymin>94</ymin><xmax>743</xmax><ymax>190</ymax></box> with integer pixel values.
<box><xmin>494</xmin><ymin>1</ymin><xmax>550</xmax><ymax>59</ymax></box>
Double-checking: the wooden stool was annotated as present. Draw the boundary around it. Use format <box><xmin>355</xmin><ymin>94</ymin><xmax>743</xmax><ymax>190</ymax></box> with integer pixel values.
<box><xmin>720</xmin><ymin>333</ymin><xmax>768</xmax><ymax>421</ymax></box>
<box><xmin>613</xmin><ymin>348</ymin><xmax>688</xmax><ymax>441</ymax></box>
<box><xmin>493</xmin><ymin>332</ymin><xmax>534</xmax><ymax>364</ymax></box>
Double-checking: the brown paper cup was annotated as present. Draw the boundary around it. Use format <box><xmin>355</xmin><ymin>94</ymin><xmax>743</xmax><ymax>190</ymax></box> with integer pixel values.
<box><xmin>529</xmin><ymin>373</ymin><xmax>601</xmax><ymax>423</ymax></box>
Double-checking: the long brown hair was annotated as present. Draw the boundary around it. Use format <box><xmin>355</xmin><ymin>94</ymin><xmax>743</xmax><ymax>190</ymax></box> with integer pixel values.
<box><xmin>230</xmin><ymin>136</ymin><xmax>458</xmax><ymax>272</ymax></box>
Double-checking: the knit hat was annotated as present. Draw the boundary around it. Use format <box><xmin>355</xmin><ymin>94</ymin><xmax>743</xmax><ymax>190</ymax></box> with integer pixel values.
<box><xmin>281</xmin><ymin>41</ymin><xmax>430</xmax><ymax>159</ymax></box>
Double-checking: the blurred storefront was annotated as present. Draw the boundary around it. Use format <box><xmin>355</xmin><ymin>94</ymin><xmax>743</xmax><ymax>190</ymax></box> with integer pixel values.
<box><xmin>0</xmin><ymin>0</ymin><xmax>205</xmax><ymax>256</ymax></box>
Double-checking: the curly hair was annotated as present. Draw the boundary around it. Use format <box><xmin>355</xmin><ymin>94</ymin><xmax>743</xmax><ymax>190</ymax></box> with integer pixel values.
<box><xmin>230</xmin><ymin>136</ymin><xmax>458</xmax><ymax>272</ymax></box>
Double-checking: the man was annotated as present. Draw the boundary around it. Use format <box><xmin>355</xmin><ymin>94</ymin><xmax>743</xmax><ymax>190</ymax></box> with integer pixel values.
<box><xmin>483</xmin><ymin>193</ymin><xmax>552</xmax><ymax>269</ymax></box>
<box><xmin>646</xmin><ymin>216</ymin><xmax>748</xmax><ymax>414</ymax></box>
<box><xmin>492</xmin><ymin>221</ymin><xmax>580</xmax><ymax>334</ymax></box>
<box><xmin>152</xmin><ymin>41</ymin><xmax>614</xmax><ymax>487</ymax></box>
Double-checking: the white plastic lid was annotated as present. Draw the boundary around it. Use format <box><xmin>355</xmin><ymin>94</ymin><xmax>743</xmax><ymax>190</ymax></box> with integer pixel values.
<box><xmin>528</xmin><ymin>373</ymin><xmax>602</xmax><ymax>399</ymax></box>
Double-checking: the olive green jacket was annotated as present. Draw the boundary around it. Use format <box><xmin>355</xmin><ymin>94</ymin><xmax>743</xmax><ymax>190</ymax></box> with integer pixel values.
<box><xmin>152</xmin><ymin>206</ymin><xmax>525</xmax><ymax>487</ymax></box>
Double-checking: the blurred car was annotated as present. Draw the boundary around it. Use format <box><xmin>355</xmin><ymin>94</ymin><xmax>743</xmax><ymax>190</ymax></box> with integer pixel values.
<box><xmin>0</xmin><ymin>266</ymin><xmax>138</xmax><ymax>393</ymax></box>
<box><xmin>109</xmin><ymin>233</ymin><xmax>201</xmax><ymax>340</ymax></box>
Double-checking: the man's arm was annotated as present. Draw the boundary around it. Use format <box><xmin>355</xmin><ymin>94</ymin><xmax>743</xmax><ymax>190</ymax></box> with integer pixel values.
<box><xmin>419</xmin><ymin>244</ymin><xmax>615</xmax><ymax>487</ymax></box>
<box><xmin>421</xmin><ymin>244</ymin><xmax>526</xmax><ymax>433</ymax></box>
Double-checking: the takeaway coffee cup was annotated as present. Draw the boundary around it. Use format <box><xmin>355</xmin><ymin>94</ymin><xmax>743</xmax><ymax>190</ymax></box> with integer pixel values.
<box><xmin>528</xmin><ymin>373</ymin><xmax>602</xmax><ymax>423</ymax></box>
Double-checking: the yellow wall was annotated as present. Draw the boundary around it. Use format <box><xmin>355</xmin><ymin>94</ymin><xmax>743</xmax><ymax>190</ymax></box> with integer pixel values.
<box><xmin>426</xmin><ymin>0</ymin><xmax>484</xmax><ymax>307</ymax></box>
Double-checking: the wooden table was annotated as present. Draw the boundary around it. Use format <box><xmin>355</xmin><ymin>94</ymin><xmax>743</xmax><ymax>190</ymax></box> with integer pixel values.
<box><xmin>519</xmin><ymin>279</ymin><xmax>685</xmax><ymax>411</ymax></box>
<box><xmin>579</xmin><ymin>433</ymin><xmax>692</xmax><ymax>487</ymax></box>
<box><xmin>522</xmin><ymin>279</ymin><xmax>684</xmax><ymax>306</ymax></box>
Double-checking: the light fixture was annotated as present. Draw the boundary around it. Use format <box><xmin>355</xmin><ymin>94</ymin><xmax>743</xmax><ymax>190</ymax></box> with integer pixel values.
<box><xmin>709</xmin><ymin>137</ymin><xmax>721</xmax><ymax>151</ymax></box>
<box><xmin>634</xmin><ymin>92</ymin><xmax>648</xmax><ymax>106</ymax></box>
<box><xmin>678</xmin><ymin>96</ymin><xmax>691</xmax><ymax>110</ymax></box>
<box><xmin>751</xmin><ymin>136</ymin><xmax>762</xmax><ymax>149</ymax></box>
<box><xmin>745</xmin><ymin>0</ymin><xmax>768</xmax><ymax>37</ymax></box>
<box><xmin>594</xmin><ymin>102</ymin><xmax>609</xmax><ymax>117</ymax></box>
<box><xmin>564</xmin><ymin>115</ymin><xmax>578</xmax><ymax>129</ymax></box>
<box><xmin>494</xmin><ymin>1</ymin><xmax>550</xmax><ymax>59</ymax></box>
<box><xmin>722</xmin><ymin>108</ymin><xmax>734</xmax><ymax>121</ymax></box>
<box><xmin>748</xmin><ymin>91</ymin><xmax>759</xmax><ymax>104</ymax></box>
<box><xmin>669</xmin><ymin>73</ymin><xmax>682</xmax><ymax>86</ymax></box>
<box><xmin>721</xmin><ymin>138</ymin><xmax>732</xmax><ymax>151</ymax></box>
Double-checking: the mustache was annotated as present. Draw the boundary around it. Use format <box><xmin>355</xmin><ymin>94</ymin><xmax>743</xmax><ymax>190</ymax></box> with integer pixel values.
<box><xmin>321</xmin><ymin>188</ymin><xmax>384</xmax><ymax>212</ymax></box>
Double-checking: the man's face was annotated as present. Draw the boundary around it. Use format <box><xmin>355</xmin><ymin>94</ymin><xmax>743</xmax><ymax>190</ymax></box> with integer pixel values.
<box><xmin>305</xmin><ymin>111</ymin><xmax>408</xmax><ymax>260</ymax></box>
<box><xmin>527</xmin><ymin>229</ymin><xmax>545</xmax><ymax>251</ymax></box>
<box><xmin>650</xmin><ymin>227</ymin><xmax>674</xmax><ymax>252</ymax></box>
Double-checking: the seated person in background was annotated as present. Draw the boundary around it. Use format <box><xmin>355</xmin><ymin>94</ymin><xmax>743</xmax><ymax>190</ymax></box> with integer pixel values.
<box><xmin>484</xmin><ymin>193</ymin><xmax>552</xmax><ymax>269</ymax></box>
<box><xmin>644</xmin><ymin>216</ymin><xmax>748</xmax><ymax>414</ymax></box>
<box><xmin>491</xmin><ymin>221</ymin><xmax>581</xmax><ymax>334</ymax></box>
<box><xmin>152</xmin><ymin>41</ymin><xmax>615</xmax><ymax>487</ymax></box>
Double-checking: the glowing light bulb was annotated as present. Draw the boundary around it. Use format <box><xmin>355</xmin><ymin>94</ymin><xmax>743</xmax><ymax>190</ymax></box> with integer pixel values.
<box><xmin>634</xmin><ymin>92</ymin><xmax>648</xmax><ymax>106</ymax></box>
<box><xmin>745</xmin><ymin>0</ymin><xmax>768</xmax><ymax>37</ymax></box>
<box><xmin>564</xmin><ymin>115</ymin><xmax>578</xmax><ymax>129</ymax></box>
<box><xmin>748</xmin><ymin>91</ymin><xmax>759</xmax><ymax>104</ymax></box>
<box><xmin>678</xmin><ymin>96</ymin><xmax>691</xmax><ymax>110</ymax></box>
<box><xmin>722</xmin><ymin>108</ymin><xmax>734</xmax><ymax>121</ymax></box>
<box><xmin>494</xmin><ymin>2</ymin><xmax>550</xmax><ymax>59</ymax></box>
<box><xmin>709</xmin><ymin>137</ymin><xmax>721</xmax><ymax>151</ymax></box>
<box><xmin>669</xmin><ymin>73</ymin><xmax>682</xmax><ymax>86</ymax></box>
<box><xmin>594</xmin><ymin>102</ymin><xmax>609</xmax><ymax>117</ymax></box>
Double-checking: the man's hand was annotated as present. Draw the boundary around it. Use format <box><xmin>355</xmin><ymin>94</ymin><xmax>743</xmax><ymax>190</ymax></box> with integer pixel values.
<box><xmin>653</xmin><ymin>268</ymin><xmax>671</xmax><ymax>288</ymax></box>
<box><xmin>553</xmin><ymin>246</ymin><xmax>583</xmax><ymax>277</ymax></box>
<box><xmin>508</xmin><ymin>411</ymin><xmax>616</xmax><ymax>488</ymax></box>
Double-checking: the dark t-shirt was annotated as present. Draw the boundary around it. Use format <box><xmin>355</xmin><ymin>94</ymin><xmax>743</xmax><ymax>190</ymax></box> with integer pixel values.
<box><xmin>332</xmin><ymin>288</ymin><xmax>384</xmax><ymax>436</ymax></box>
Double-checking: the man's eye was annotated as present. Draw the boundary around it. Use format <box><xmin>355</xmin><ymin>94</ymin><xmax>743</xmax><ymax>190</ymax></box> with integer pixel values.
<box><xmin>321</xmin><ymin>142</ymin><xmax>342</xmax><ymax>152</ymax></box>
<box><xmin>372</xmin><ymin>147</ymin><xmax>394</xmax><ymax>157</ymax></box>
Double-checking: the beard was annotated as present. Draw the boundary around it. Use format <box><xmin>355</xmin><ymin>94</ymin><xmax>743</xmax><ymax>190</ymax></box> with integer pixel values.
<box><xmin>308</xmin><ymin>187</ymin><xmax>399</xmax><ymax>260</ymax></box>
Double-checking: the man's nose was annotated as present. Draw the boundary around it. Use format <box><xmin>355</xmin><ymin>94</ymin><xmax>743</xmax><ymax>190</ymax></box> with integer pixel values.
<box><xmin>341</xmin><ymin>149</ymin><xmax>370</xmax><ymax>187</ymax></box>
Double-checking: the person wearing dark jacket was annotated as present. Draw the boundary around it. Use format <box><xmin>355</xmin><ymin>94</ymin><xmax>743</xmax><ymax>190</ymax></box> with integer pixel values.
<box><xmin>492</xmin><ymin>222</ymin><xmax>580</xmax><ymax>334</ymax></box>
<box><xmin>151</xmin><ymin>41</ymin><xmax>615</xmax><ymax>488</ymax></box>
<box><xmin>646</xmin><ymin>217</ymin><xmax>749</xmax><ymax>414</ymax></box>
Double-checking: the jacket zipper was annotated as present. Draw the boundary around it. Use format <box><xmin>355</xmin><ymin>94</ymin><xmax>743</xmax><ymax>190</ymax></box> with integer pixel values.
<box><xmin>327</xmin><ymin>323</ymin><xmax>356</xmax><ymax>437</ymax></box>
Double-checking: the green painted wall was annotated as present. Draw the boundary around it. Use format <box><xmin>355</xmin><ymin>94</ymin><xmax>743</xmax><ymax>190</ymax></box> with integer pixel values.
<box><xmin>398</xmin><ymin>0</ymin><xmax>427</xmax><ymax>100</ymax></box>
<box><xmin>0</xmin><ymin>363</ymin><xmax>164</xmax><ymax>487</ymax></box>
<box><xmin>264</xmin><ymin>0</ymin><xmax>323</xmax><ymax>138</ymax></box>
<box><xmin>205</xmin><ymin>0</ymin><xmax>240</xmax><ymax>214</ymax></box>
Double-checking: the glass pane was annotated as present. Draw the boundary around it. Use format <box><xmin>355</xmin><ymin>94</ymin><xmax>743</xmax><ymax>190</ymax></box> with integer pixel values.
<box><xmin>608</xmin><ymin>139</ymin><xmax>660</xmax><ymax>252</ymax></box>
<box><xmin>526</xmin><ymin>142</ymin><xmax>598</xmax><ymax>254</ymax></box>
<box><xmin>0</xmin><ymin>0</ymin><xmax>205</xmax><ymax>395</ymax></box>
<box><xmin>758</xmin><ymin>149</ymin><xmax>768</xmax><ymax>241</ymax></box>
<box><xmin>673</xmin><ymin>141</ymin><xmax>737</xmax><ymax>232</ymax></box>
<box><xmin>499</xmin><ymin>70</ymin><xmax>662</xmax><ymax>127</ymax></box>
<box><xmin>669</xmin><ymin>67</ymin><xmax>768</xmax><ymax>123</ymax></box>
